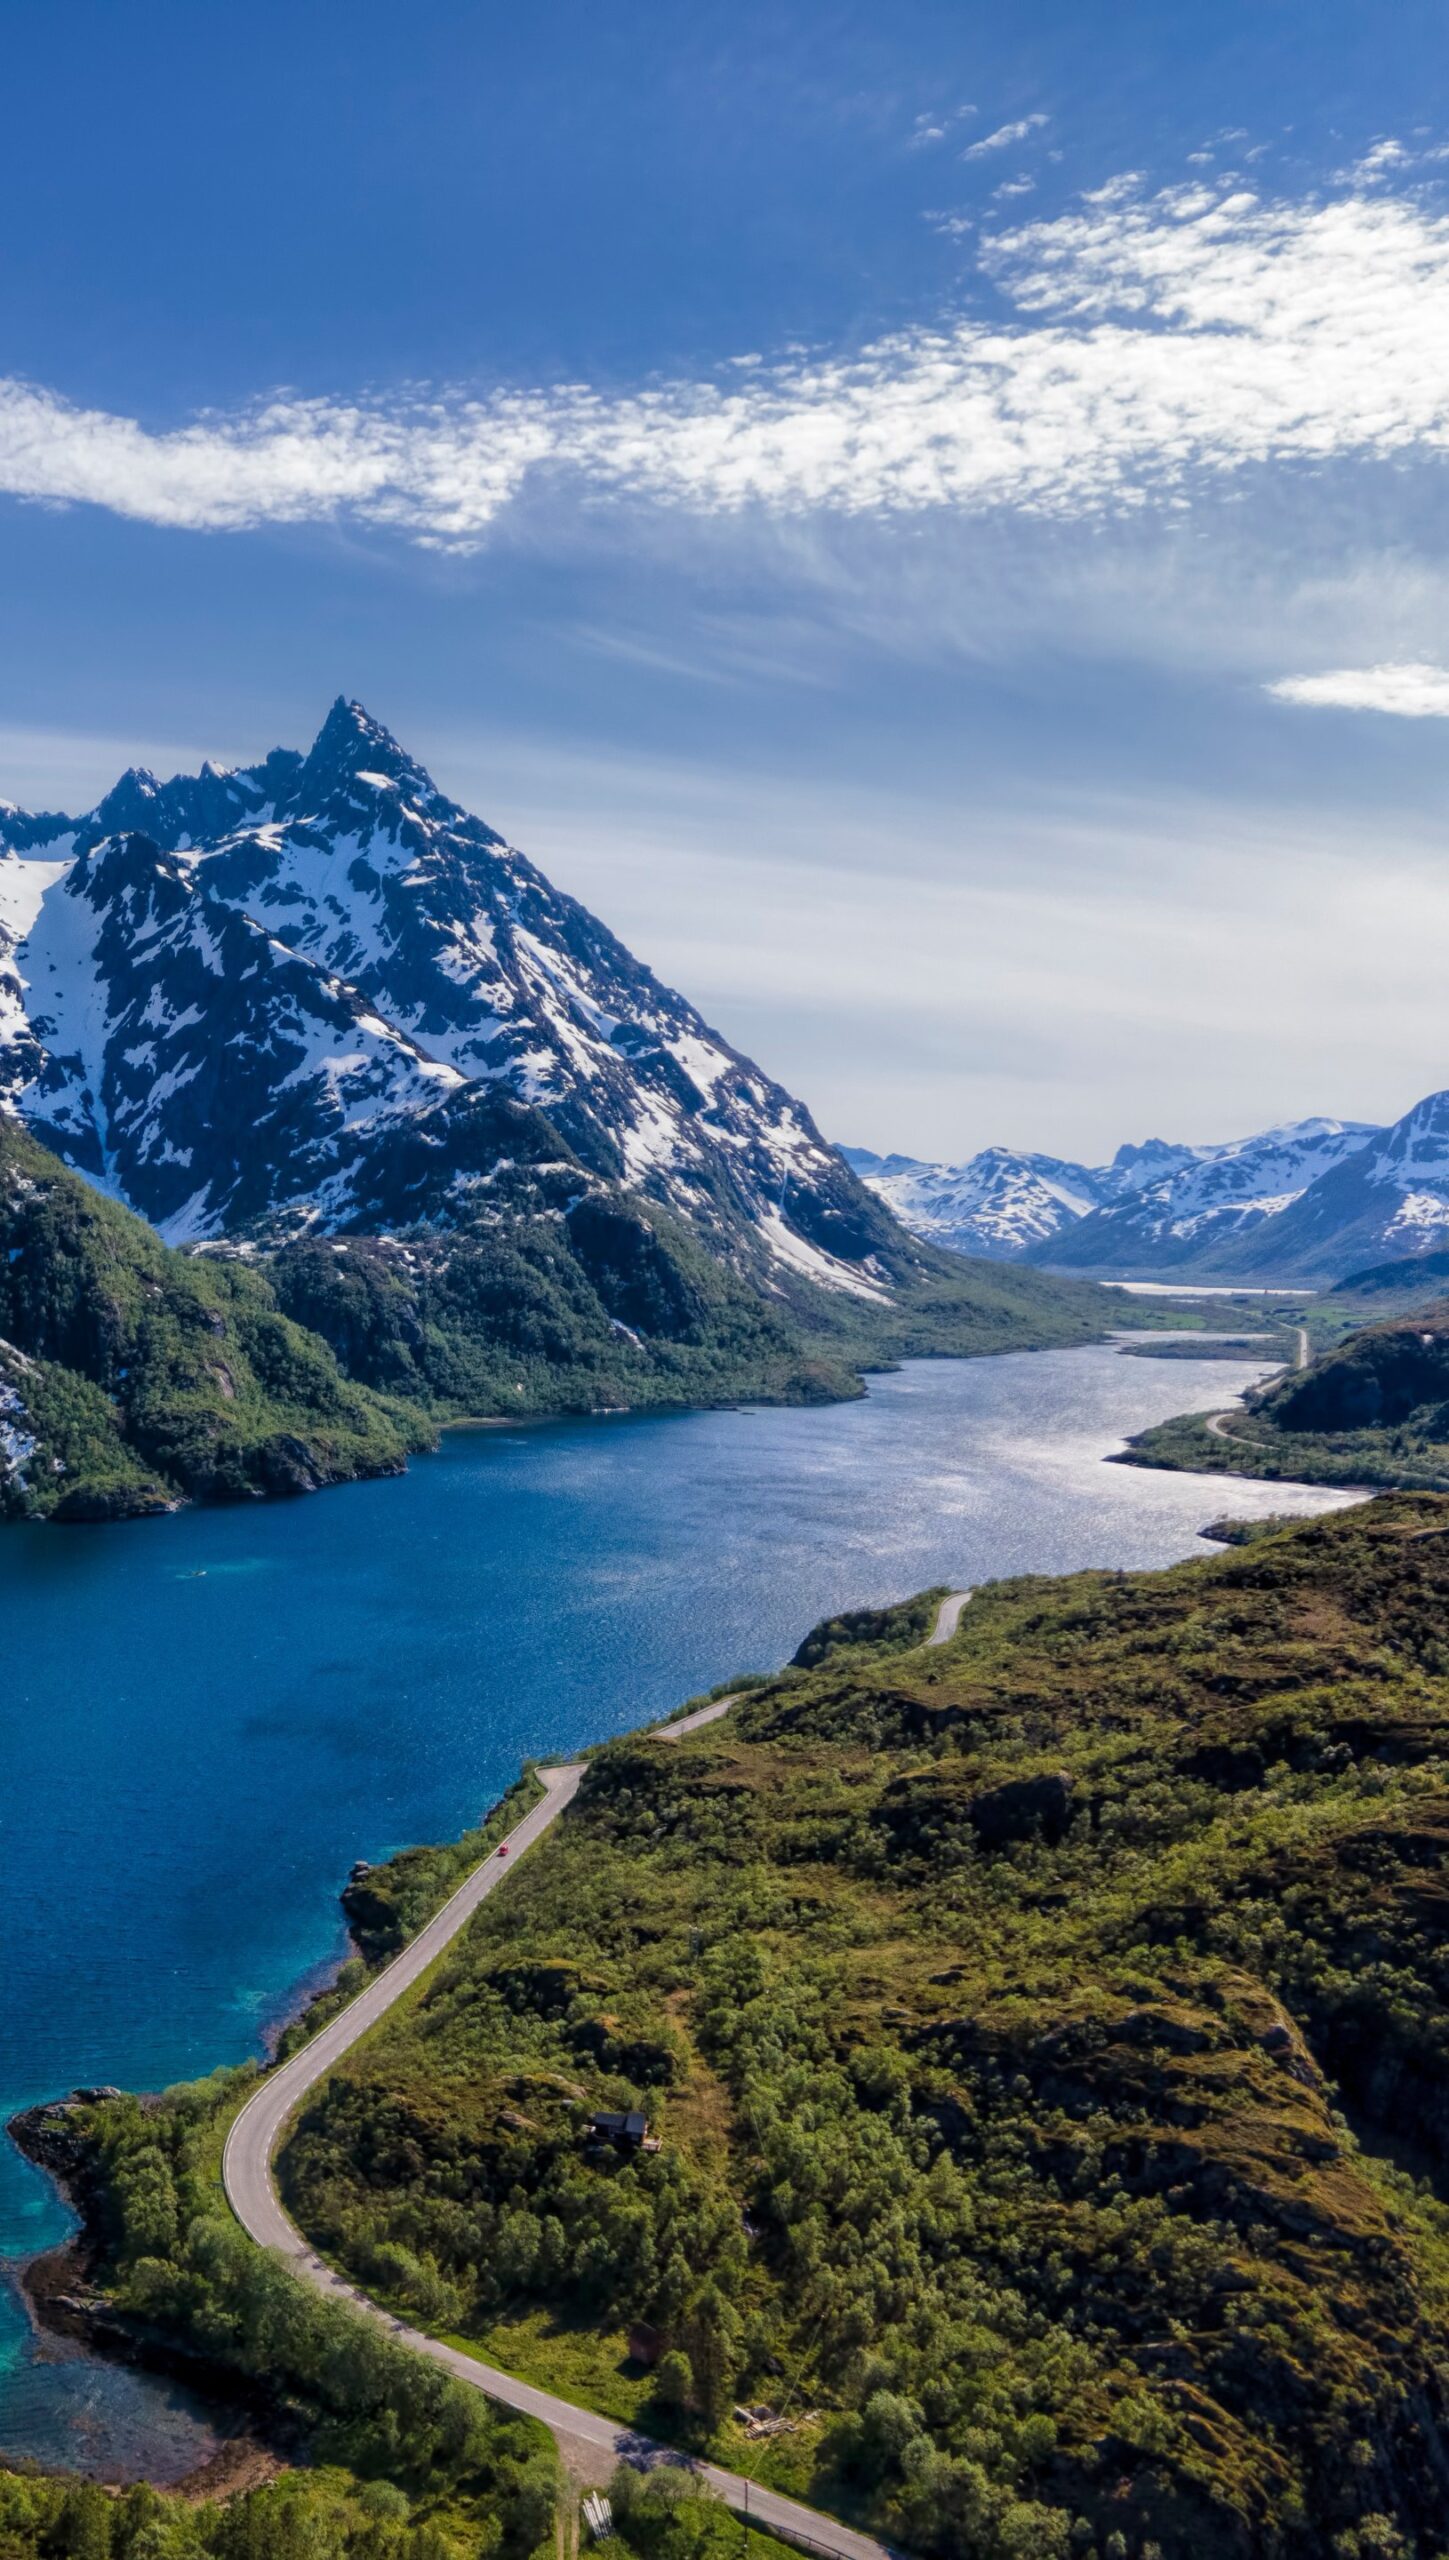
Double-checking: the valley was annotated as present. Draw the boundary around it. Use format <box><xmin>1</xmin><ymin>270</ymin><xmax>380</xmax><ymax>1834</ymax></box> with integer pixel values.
<box><xmin>0</xmin><ymin>1341</ymin><xmax>1345</xmax><ymax>2490</ymax></box>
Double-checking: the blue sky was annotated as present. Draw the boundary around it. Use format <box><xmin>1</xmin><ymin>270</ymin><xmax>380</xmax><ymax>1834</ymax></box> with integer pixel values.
<box><xmin>7</xmin><ymin>0</ymin><xmax>1449</xmax><ymax>1161</ymax></box>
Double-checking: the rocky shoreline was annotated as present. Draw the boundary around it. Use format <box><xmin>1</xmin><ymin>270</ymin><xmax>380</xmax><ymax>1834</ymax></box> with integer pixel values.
<box><xmin>7</xmin><ymin>2095</ymin><xmax>289</xmax><ymax>2495</ymax></box>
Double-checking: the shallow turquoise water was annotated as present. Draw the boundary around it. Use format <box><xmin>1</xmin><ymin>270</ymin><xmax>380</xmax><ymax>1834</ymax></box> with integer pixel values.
<box><xmin>0</xmin><ymin>1346</ymin><xmax>1347</xmax><ymax>2473</ymax></box>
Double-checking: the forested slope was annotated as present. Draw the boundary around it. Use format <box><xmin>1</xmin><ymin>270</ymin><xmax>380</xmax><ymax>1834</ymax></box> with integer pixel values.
<box><xmin>0</xmin><ymin>1124</ymin><xmax>426</xmax><ymax>1520</ymax></box>
<box><xmin>1123</xmin><ymin>1299</ymin><xmax>1449</xmax><ymax>1492</ymax></box>
<box><xmin>276</xmin><ymin>1504</ymin><xmax>1449</xmax><ymax>2560</ymax></box>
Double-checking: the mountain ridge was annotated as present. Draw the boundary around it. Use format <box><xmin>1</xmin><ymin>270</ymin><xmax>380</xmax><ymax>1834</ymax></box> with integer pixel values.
<box><xmin>846</xmin><ymin>1109</ymin><xmax>1449</xmax><ymax>1282</ymax></box>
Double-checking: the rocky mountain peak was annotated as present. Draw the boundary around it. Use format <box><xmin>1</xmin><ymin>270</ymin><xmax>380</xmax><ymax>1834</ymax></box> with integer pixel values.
<box><xmin>291</xmin><ymin>697</ymin><xmax>441</xmax><ymax>817</ymax></box>
<box><xmin>0</xmin><ymin>704</ymin><xmax>912</xmax><ymax>1301</ymax></box>
<box><xmin>91</xmin><ymin>768</ymin><xmax>164</xmax><ymax>836</ymax></box>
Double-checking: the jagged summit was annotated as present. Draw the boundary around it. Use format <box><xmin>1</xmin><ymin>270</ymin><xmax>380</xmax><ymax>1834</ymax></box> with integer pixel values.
<box><xmin>288</xmin><ymin>696</ymin><xmax>452</xmax><ymax>818</ymax></box>
<box><xmin>0</xmin><ymin>705</ymin><xmax>914</xmax><ymax>1301</ymax></box>
<box><xmin>91</xmin><ymin>767</ymin><xmax>163</xmax><ymax>834</ymax></box>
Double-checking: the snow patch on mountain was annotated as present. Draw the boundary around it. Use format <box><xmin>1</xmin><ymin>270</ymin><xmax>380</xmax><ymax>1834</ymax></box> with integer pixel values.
<box><xmin>1384</xmin><ymin>1191</ymin><xmax>1449</xmax><ymax>1241</ymax></box>
<box><xmin>755</xmin><ymin>1207</ymin><xmax>891</xmax><ymax>1302</ymax></box>
<box><xmin>0</xmin><ymin>1339</ymin><xmax>38</xmax><ymax>1481</ymax></box>
<box><xmin>842</xmin><ymin>1144</ymin><xmax>1108</xmax><ymax>1258</ymax></box>
<box><xmin>846</xmin><ymin>1118</ymin><xmax>1390</xmax><ymax>1278</ymax></box>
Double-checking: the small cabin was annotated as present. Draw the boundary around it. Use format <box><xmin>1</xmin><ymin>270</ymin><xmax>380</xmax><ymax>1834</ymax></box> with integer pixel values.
<box><xmin>584</xmin><ymin>2109</ymin><xmax>660</xmax><ymax>2153</ymax></box>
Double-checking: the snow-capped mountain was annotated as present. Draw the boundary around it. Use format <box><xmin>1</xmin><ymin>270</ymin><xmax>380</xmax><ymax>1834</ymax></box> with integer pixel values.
<box><xmin>0</xmin><ymin>701</ymin><xmax>909</xmax><ymax>1299</ymax></box>
<box><xmin>1192</xmin><ymin>1090</ymin><xmax>1449</xmax><ymax>1283</ymax></box>
<box><xmin>1033</xmin><ymin>1118</ymin><xmax>1383</xmax><ymax>1277</ymax></box>
<box><xmin>847</xmin><ymin>1118</ymin><xmax>1398</xmax><ymax>1279</ymax></box>
<box><xmin>841</xmin><ymin>1145</ymin><xmax>1108</xmax><ymax>1257</ymax></box>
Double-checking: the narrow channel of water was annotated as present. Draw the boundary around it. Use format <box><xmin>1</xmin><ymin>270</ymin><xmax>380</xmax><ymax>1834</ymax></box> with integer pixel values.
<box><xmin>0</xmin><ymin>1345</ymin><xmax>1352</xmax><ymax>2474</ymax></box>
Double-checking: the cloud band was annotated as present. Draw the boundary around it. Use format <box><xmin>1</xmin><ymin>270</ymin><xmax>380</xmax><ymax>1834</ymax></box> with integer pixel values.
<box><xmin>1268</xmin><ymin>661</ymin><xmax>1449</xmax><ymax>716</ymax></box>
<box><xmin>4</xmin><ymin>172</ymin><xmax>1449</xmax><ymax>550</ymax></box>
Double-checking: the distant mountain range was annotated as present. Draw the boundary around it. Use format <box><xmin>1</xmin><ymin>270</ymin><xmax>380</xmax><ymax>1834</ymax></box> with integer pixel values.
<box><xmin>845</xmin><ymin>1102</ymin><xmax>1449</xmax><ymax>1282</ymax></box>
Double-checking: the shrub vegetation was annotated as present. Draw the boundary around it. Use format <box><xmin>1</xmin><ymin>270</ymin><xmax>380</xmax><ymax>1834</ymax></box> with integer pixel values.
<box><xmin>264</xmin><ymin>1500</ymin><xmax>1449</xmax><ymax>2559</ymax></box>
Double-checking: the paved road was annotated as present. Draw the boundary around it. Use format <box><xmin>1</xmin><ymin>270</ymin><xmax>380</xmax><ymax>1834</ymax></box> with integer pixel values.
<box><xmin>656</xmin><ymin>1694</ymin><xmax>739</xmax><ymax>1740</ymax></box>
<box><xmin>222</xmin><ymin>1760</ymin><xmax>896</xmax><ymax>2560</ymax></box>
<box><xmin>924</xmin><ymin>1589</ymin><xmax>973</xmax><ymax>1646</ymax></box>
<box><xmin>1202</xmin><ymin>1327</ymin><xmax>1308</xmax><ymax>1442</ymax></box>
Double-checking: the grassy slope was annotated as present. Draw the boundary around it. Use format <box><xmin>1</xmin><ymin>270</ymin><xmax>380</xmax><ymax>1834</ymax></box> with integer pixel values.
<box><xmin>0</xmin><ymin>1124</ymin><xmax>429</xmax><ymax>1520</ymax></box>
<box><xmin>275</xmin><ymin>1506</ymin><xmax>1449</xmax><ymax>2560</ymax></box>
<box><xmin>1123</xmin><ymin>1299</ymin><xmax>1449</xmax><ymax>1494</ymax></box>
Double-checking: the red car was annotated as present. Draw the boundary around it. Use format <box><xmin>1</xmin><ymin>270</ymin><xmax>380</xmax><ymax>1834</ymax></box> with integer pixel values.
<box><xmin>497</xmin><ymin>1842</ymin><xmax>509</xmax><ymax>1857</ymax></box>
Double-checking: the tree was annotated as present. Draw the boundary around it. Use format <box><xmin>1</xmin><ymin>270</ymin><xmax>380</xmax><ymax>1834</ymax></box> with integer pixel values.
<box><xmin>55</xmin><ymin>2485</ymin><xmax>111</xmax><ymax>2560</ymax></box>
<box><xmin>655</xmin><ymin>2350</ymin><xmax>694</xmax><ymax>2412</ymax></box>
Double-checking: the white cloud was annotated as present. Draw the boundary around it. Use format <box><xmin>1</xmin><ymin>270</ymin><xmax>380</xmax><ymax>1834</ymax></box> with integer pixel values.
<box><xmin>6</xmin><ymin>163</ymin><xmax>1449</xmax><ymax>551</ymax></box>
<box><xmin>1268</xmin><ymin>660</ymin><xmax>1449</xmax><ymax>716</ymax></box>
<box><xmin>960</xmin><ymin>113</ymin><xmax>1049</xmax><ymax>160</ymax></box>
<box><xmin>909</xmin><ymin>103</ymin><xmax>976</xmax><ymax>150</ymax></box>
<box><xmin>1348</xmin><ymin>137</ymin><xmax>1411</xmax><ymax>183</ymax></box>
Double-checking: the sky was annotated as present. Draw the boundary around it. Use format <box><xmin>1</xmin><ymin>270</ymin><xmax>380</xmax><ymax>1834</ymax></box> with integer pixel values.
<box><xmin>6</xmin><ymin>0</ymin><xmax>1449</xmax><ymax>1164</ymax></box>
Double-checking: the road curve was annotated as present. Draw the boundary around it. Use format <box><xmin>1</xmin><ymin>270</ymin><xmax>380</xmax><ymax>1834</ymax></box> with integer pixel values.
<box><xmin>924</xmin><ymin>1590</ymin><xmax>973</xmax><ymax>1647</ymax></box>
<box><xmin>222</xmin><ymin>1761</ymin><xmax>896</xmax><ymax>2560</ymax></box>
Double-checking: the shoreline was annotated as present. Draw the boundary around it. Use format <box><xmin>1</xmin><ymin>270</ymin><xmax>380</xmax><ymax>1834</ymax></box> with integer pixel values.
<box><xmin>0</xmin><ymin>1346</ymin><xmax>1364</xmax><ymax>2498</ymax></box>
<box><xmin>0</xmin><ymin>1903</ymin><xmax>370</xmax><ymax>2491</ymax></box>
<box><xmin>7</xmin><ymin>2105</ymin><xmax>292</xmax><ymax>2496</ymax></box>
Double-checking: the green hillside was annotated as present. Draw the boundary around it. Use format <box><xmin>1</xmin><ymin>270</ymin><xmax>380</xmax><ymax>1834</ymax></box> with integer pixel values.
<box><xmin>265</xmin><ymin>1198</ymin><xmax>1111</xmax><ymax>1428</ymax></box>
<box><xmin>0</xmin><ymin>1123</ymin><xmax>427</xmax><ymax>1520</ymax></box>
<box><xmin>246</xmin><ymin>1499</ymin><xmax>1449</xmax><ymax>2560</ymax></box>
<box><xmin>1123</xmin><ymin>1299</ymin><xmax>1449</xmax><ymax>1492</ymax></box>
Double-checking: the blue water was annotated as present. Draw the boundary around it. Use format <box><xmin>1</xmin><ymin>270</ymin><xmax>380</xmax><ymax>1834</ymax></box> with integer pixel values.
<box><xmin>0</xmin><ymin>1345</ymin><xmax>1349</xmax><ymax>2475</ymax></box>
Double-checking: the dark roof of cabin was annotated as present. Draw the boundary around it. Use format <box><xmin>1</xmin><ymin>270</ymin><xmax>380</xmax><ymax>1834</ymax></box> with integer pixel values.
<box><xmin>588</xmin><ymin>2109</ymin><xmax>648</xmax><ymax>2139</ymax></box>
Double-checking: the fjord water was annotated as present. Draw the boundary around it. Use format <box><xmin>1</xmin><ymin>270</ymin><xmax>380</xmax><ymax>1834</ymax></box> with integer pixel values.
<box><xmin>0</xmin><ymin>1345</ymin><xmax>1348</xmax><ymax>2473</ymax></box>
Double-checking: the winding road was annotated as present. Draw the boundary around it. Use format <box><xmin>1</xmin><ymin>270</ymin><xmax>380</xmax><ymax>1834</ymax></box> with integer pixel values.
<box><xmin>1204</xmin><ymin>1327</ymin><xmax>1310</xmax><ymax>1443</ymax></box>
<box><xmin>222</xmin><ymin>1757</ymin><xmax>895</xmax><ymax>2559</ymax></box>
<box><xmin>925</xmin><ymin>1590</ymin><xmax>973</xmax><ymax>1646</ymax></box>
<box><xmin>656</xmin><ymin>1694</ymin><xmax>740</xmax><ymax>1740</ymax></box>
